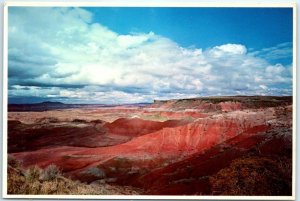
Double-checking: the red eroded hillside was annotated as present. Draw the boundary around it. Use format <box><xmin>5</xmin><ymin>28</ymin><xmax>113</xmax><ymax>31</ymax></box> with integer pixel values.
<box><xmin>8</xmin><ymin>117</ymin><xmax>189</xmax><ymax>153</ymax></box>
<box><xmin>8</xmin><ymin>96</ymin><xmax>293</xmax><ymax>195</ymax></box>
<box><xmin>12</xmin><ymin>108</ymin><xmax>276</xmax><ymax>182</ymax></box>
<box><xmin>104</xmin><ymin>118</ymin><xmax>188</xmax><ymax>137</ymax></box>
<box><xmin>159</xmin><ymin>111</ymin><xmax>207</xmax><ymax>119</ymax></box>
<box><xmin>134</xmin><ymin>126</ymin><xmax>292</xmax><ymax>195</ymax></box>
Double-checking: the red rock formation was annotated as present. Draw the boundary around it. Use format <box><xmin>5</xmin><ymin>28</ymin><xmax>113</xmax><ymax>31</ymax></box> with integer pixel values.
<box><xmin>134</xmin><ymin>126</ymin><xmax>292</xmax><ymax>195</ymax></box>
<box><xmin>8</xmin><ymin>97</ymin><xmax>292</xmax><ymax>195</ymax></box>
<box><xmin>12</xmin><ymin>109</ymin><xmax>276</xmax><ymax>182</ymax></box>
<box><xmin>159</xmin><ymin>111</ymin><xmax>206</xmax><ymax>119</ymax></box>
<box><xmin>104</xmin><ymin>118</ymin><xmax>187</xmax><ymax>137</ymax></box>
<box><xmin>219</xmin><ymin>101</ymin><xmax>243</xmax><ymax>112</ymax></box>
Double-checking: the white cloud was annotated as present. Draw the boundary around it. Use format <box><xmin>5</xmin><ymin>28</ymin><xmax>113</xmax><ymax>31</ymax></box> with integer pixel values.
<box><xmin>8</xmin><ymin>7</ymin><xmax>293</xmax><ymax>103</ymax></box>
<box><xmin>266</xmin><ymin>64</ymin><xmax>285</xmax><ymax>75</ymax></box>
<box><xmin>249</xmin><ymin>42</ymin><xmax>292</xmax><ymax>62</ymax></box>
<box><xmin>208</xmin><ymin>44</ymin><xmax>247</xmax><ymax>58</ymax></box>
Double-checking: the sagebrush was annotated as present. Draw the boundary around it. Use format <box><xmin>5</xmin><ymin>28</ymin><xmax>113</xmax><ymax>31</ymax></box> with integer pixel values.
<box><xmin>7</xmin><ymin>156</ymin><xmax>143</xmax><ymax>195</ymax></box>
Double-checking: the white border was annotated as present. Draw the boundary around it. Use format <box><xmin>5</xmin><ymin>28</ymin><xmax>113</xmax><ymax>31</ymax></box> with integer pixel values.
<box><xmin>2</xmin><ymin>2</ymin><xmax>297</xmax><ymax>200</ymax></box>
<box><xmin>292</xmin><ymin>2</ymin><xmax>297</xmax><ymax>200</ymax></box>
<box><xmin>1</xmin><ymin>1</ymin><xmax>297</xmax><ymax>7</ymax></box>
<box><xmin>2</xmin><ymin>2</ymin><xmax>8</xmax><ymax>200</ymax></box>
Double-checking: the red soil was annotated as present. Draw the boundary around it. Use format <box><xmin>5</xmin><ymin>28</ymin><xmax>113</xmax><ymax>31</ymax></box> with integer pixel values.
<box><xmin>12</xmin><ymin>109</ymin><xmax>276</xmax><ymax>182</ymax></box>
<box><xmin>159</xmin><ymin>111</ymin><xmax>206</xmax><ymax>119</ymax></box>
<box><xmin>134</xmin><ymin>126</ymin><xmax>290</xmax><ymax>195</ymax></box>
<box><xmin>219</xmin><ymin>101</ymin><xmax>243</xmax><ymax>111</ymax></box>
<box><xmin>8</xmin><ymin>97</ymin><xmax>292</xmax><ymax>195</ymax></box>
<box><xmin>8</xmin><ymin>118</ymin><xmax>189</xmax><ymax>153</ymax></box>
<box><xmin>104</xmin><ymin>118</ymin><xmax>188</xmax><ymax>137</ymax></box>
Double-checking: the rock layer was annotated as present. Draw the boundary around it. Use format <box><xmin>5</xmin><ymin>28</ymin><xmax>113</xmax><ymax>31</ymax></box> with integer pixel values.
<box><xmin>8</xmin><ymin>96</ymin><xmax>293</xmax><ymax>195</ymax></box>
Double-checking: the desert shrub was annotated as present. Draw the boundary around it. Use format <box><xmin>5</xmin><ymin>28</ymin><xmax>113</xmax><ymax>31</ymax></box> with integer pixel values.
<box><xmin>25</xmin><ymin>181</ymin><xmax>41</xmax><ymax>194</ymax></box>
<box><xmin>24</xmin><ymin>166</ymin><xmax>41</xmax><ymax>183</ymax></box>
<box><xmin>84</xmin><ymin>167</ymin><xmax>106</xmax><ymax>178</ymax></box>
<box><xmin>40</xmin><ymin>164</ymin><xmax>61</xmax><ymax>181</ymax></box>
<box><xmin>7</xmin><ymin>158</ymin><xmax>144</xmax><ymax>195</ymax></box>
<box><xmin>40</xmin><ymin>181</ymin><xmax>58</xmax><ymax>194</ymax></box>
<box><xmin>7</xmin><ymin>166</ymin><xmax>26</xmax><ymax>194</ymax></box>
<box><xmin>8</xmin><ymin>155</ymin><xmax>22</xmax><ymax>169</ymax></box>
<box><xmin>209</xmin><ymin>156</ymin><xmax>291</xmax><ymax>195</ymax></box>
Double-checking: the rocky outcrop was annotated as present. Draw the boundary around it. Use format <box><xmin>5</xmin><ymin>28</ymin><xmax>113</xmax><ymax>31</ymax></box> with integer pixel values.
<box><xmin>148</xmin><ymin>96</ymin><xmax>292</xmax><ymax>111</ymax></box>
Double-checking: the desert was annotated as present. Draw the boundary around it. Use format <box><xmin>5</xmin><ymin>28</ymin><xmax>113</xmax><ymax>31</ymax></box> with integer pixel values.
<box><xmin>7</xmin><ymin>96</ymin><xmax>292</xmax><ymax>195</ymax></box>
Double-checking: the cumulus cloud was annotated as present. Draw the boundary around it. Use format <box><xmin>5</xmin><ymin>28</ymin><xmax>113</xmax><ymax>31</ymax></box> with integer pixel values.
<box><xmin>8</xmin><ymin>7</ymin><xmax>293</xmax><ymax>103</ymax></box>
<box><xmin>207</xmin><ymin>44</ymin><xmax>247</xmax><ymax>58</ymax></box>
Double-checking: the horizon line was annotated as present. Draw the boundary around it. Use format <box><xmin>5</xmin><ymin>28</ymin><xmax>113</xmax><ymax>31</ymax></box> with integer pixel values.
<box><xmin>7</xmin><ymin>95</ymin><xmax>293</xmax><ymax>105</ymax></box>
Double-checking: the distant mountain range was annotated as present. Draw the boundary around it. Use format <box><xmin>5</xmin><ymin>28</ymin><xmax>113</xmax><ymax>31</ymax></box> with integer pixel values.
<box><xmin>35</xmin><ymin>101</ymin><xmax>65</xmax><ymax>105</ymax></box>
<box><xmin>8</xmin><ymin>101</ymin><xmax>150</xmax><ymax>112</ymax></box>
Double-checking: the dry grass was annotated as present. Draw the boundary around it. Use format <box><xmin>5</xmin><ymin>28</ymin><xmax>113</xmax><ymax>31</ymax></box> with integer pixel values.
<box><xmin>7</xmin><ymin>156</ymin><xmax>144</xmax><ymax>195</ymax></box>
<box><xmin>209</xmin><ymin>156</ymin><xmax>292</xmax><ymax>195</ymax></box>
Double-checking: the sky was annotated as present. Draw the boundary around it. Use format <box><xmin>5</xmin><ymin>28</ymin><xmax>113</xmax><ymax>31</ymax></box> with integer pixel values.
<box><xmin>8</xmin><ymin>7</ymin><xmax>293</xmax><ymax>104</ymax></box>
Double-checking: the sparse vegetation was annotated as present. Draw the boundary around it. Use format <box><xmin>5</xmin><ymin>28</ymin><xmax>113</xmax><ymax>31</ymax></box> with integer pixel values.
<box><xmin>40</xmin><ymin>164</ymin><xmax>61</xmax><ymax>181</ymax></box>
<box><xmin>7</xmin><ymin>156</ymin><xmax>144</xmax><ymax>195</ymax></box>
<box><xmin>209</xmin><ymin>156</ymin><xmax>292</xmax><ymax>195</ymax></box>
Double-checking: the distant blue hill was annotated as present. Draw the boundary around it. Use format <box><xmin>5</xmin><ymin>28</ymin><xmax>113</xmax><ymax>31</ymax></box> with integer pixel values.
<box><xmin>8</xmin><ymin>101</ymin><xmax>150</xmax><ymax>112</ymax></box>
<box><xmin>36</xmin><ymin>101</ymin><xmax>65</xmax><ymax>105</ymax></box>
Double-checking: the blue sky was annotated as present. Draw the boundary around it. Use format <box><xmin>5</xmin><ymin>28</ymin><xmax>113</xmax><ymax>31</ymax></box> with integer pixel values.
<box><xmin>8</xmin><ymin>7</ymin><xmax>293</xmax><ymax>104</ymax></box>
<box><xmin>87</xmin><ymin>8</ymin><xmax>292</xmax><ymax>52</ymax></box>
